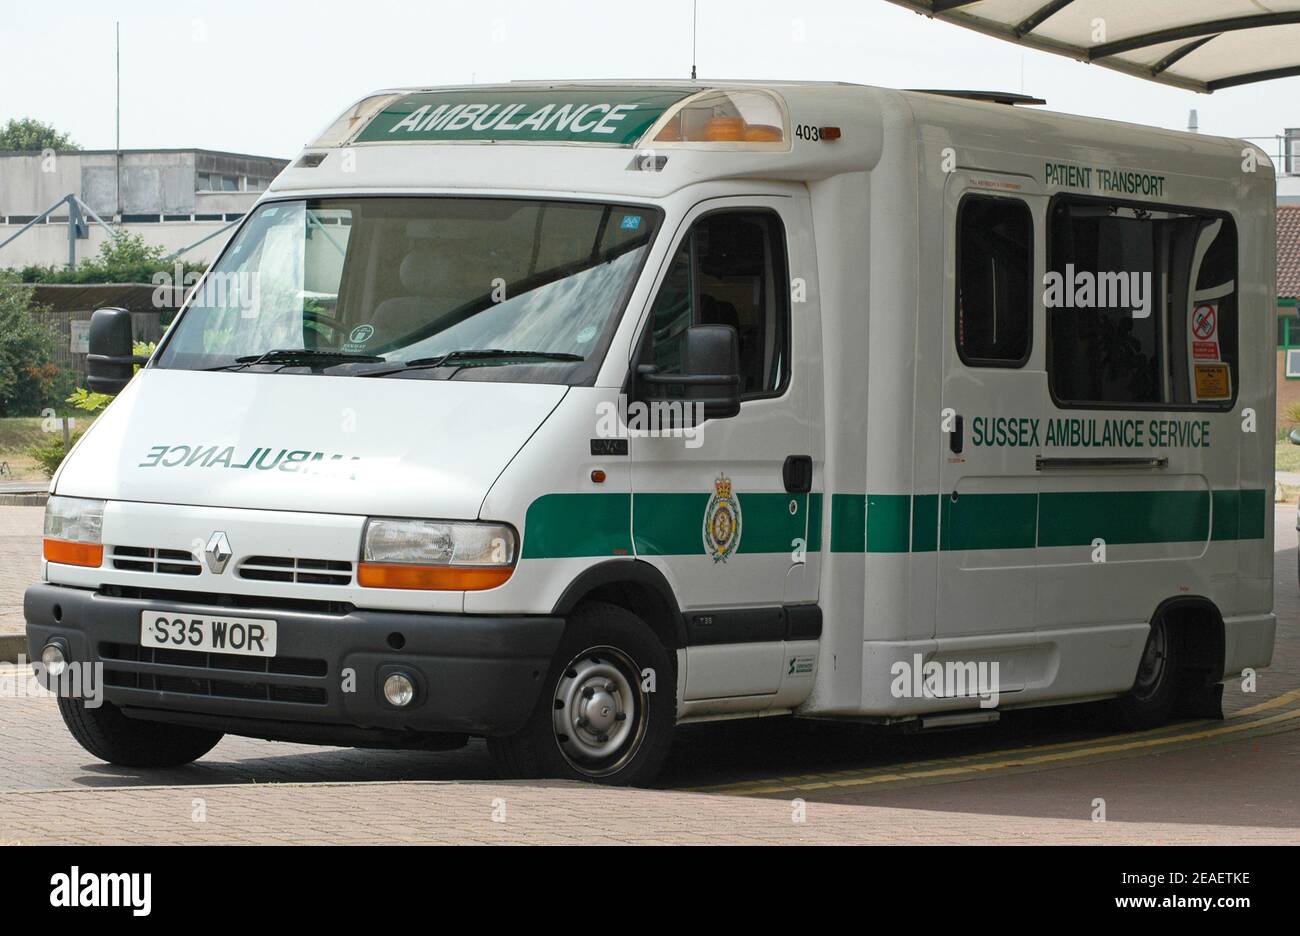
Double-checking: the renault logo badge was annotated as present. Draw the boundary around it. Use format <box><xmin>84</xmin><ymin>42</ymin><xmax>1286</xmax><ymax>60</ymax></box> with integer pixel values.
<box><xmin>204</xmin><ymin>531</ymin><xmax>232</xmax><ymax>574</ymax></box>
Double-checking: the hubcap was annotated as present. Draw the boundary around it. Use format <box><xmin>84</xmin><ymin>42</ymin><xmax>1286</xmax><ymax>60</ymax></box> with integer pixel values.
<box><xmin>1133</xmin><ymin>621</ymin><xmax>1168</xmax><ymax>700</ymax></box>
<box><xmin>551</xmin><ymin>646</ymin><xmax>648</xmax><ymax>778</ymax></box>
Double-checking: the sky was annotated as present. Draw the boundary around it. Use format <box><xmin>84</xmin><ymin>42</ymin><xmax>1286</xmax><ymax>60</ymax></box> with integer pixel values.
<box><xmin>1</xmin><ymin>0</ymin><xmax>1296</xmax><ymax>160</ymax></box>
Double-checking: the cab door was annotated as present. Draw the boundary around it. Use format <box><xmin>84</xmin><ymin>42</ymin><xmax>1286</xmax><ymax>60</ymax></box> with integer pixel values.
<box><xmin>629</xmin><ymin>195</ymin><xmax>819</xmax><ymax>700</ymax></box>
<box><xmin>936</xmin><ymin>173</ymin><xmax>1044</xmax><ymax>667</ymax></box>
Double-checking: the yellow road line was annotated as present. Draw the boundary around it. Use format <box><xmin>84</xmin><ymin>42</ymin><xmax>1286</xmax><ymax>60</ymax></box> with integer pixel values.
<box><xmin>1231</xmin><ymin>685</ymin><xmax>1300</xmax><ymax>717</ymax></box>
<box><xmin>699</xmin><ymin>706</ymin><xmax>1300</xmax><ymax>795</ymax></box>
<box><xmin>692</xmin><ymin>691</ymin><xmax>1300</xmax><ymax>796</ymax></box>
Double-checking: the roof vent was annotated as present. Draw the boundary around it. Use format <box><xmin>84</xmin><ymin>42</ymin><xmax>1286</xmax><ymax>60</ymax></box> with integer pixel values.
<box><xmin>907</xmin><ymin>89</ymin><xmax>1046</xmax><ymax>106</ymax></box>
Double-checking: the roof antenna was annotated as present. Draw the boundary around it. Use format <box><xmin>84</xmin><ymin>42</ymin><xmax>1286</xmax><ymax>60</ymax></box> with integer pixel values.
<box><xmin>690</xmin><ymin>0</ymin><xmax>697</xmax><ymax>80</ymax></box>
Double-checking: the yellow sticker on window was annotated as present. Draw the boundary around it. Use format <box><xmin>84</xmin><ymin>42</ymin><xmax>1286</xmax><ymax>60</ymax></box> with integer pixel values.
<box><xmin>1193</xmin><ymin>362</ymin><xmax>1231</xmax><ymax>400</ymax></box>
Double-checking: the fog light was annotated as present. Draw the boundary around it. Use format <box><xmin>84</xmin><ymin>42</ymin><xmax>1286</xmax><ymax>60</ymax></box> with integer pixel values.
<box><xmin>383</xmin><ymin>672</ymin><xmax>415</xmax><ymax>707</ymax></box>
<box><xmin>41</xmin><ymin>642</ymin><xmax>67</xmax><ymax>678</ymax></box>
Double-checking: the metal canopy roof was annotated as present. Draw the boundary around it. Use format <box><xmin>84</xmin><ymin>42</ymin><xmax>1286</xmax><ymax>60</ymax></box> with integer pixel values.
<box><xmin>888</xmin><ymin>0</ymin><xmax>1300</xmax><ymax>93</ymax></box>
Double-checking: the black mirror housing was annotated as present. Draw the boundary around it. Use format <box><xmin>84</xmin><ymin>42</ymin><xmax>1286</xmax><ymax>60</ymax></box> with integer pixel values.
<box><xmin>86</xmin><ymin>307</ymin><xmax>139</xmax><ymax>395</ymax></box>
<box><xmin>681</xmin><ymin>325</ymin><xmax>741</xmax><ymax>419</ymax></box>
<box><xmin>638</xmin><ymin>324</ymin><xmax>742</xmax><ymax>421</ymax></box>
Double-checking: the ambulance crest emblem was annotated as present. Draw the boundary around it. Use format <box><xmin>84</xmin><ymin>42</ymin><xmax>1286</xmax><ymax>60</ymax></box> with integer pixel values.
<box><xmin>703</xmin><ymin>474</ymin><xmax>742</xmax><ymax>562</ymax></box>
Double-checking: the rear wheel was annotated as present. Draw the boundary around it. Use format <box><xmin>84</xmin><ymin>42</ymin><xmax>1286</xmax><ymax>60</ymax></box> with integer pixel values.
<box><xmin>1111</xmin><ymin>616</ymin><xmax>1178</xmax><ymax>730</ymax></box>
<box><xmin>58</xmin><ymin>696</ymin><xmax>223</xmax><ymax>768</ymax></box>
<box><xmin>489</xmin><ymin>601</ymin><xmax>675</xmax><ymax>786</ymax></box>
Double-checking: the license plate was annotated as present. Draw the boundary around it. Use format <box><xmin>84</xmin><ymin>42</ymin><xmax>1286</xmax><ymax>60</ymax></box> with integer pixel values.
<box><xmin>140</xmin><ymin>611</ymin><xmax>277</xmax><ymax>657</ymax></box>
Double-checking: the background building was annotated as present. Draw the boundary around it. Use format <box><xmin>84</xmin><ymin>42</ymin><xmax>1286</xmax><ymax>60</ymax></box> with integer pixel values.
<box><xmin>0</xmin><ymin>148</ymin><xmax>288</xmax><ymax>268</ymax></box>
<box><xmin>1276</xmin><ymin>204</ymin><xmax>1300</xmax><ymax>427</ymax></box>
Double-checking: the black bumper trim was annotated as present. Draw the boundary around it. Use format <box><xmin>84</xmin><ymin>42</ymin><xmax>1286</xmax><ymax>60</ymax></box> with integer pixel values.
<box><xmin>25</xmin><ymin>583</ymin><xmax>564</xmax><ymax>740</ymax></box>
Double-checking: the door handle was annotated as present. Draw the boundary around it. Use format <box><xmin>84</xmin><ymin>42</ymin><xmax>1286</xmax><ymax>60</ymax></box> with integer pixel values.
<box><xmin>949</xmin><ymin>414</ymin><xmax>964</xmax><ymax>455</ymax></box>
<box><xmin>783</xmin><ymin>455</ymin><xmax>813</xmax><ymax>493</ymax></box>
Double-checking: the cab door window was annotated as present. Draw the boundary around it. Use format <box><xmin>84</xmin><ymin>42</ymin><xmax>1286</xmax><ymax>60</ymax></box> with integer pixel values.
<box><xmin>644</xmin><ymin>211</ymin><xmax>789</xmax><ymax>398</ymax></box>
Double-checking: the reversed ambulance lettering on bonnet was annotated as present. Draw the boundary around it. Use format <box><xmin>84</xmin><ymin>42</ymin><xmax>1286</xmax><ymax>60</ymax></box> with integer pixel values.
<box><xmin>357</xmin><ymin>89</ymin><xmax>691</xmax><ymax>145</ymax></box>
<box><xmin>139</xmin><ymin>444</ymin><xmax>361</xmax><ymax>474</ymax></box>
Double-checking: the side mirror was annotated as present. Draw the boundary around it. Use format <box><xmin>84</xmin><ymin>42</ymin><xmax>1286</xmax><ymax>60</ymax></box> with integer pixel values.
<box><xmin>86</xmin><ymin>307</ymin><xmax>146</xmax><ymax>395</ymax></box>
<box><xmin>1290</xmin><ymin>428</ymin><xmax>1300</xmax><ymax>446</ymax></box>
<box><xmin>638</xmin><ymin>324</ymin><xmax>741</xmax><ymax>421</ymax></box>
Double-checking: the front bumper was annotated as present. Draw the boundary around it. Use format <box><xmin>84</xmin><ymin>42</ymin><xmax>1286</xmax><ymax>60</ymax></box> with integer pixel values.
<box><xmin>25</xmin><ymin>583</ymin><xmax>563</xmax><ymax>742</ymax></box>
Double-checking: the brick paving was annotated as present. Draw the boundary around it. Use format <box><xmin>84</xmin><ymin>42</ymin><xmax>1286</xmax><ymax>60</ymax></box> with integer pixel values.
<box><xmin>0</xmin><ymin>507</ymin><xmax>41</xmax><ymax>638</ymax></box>
<box><xmin>1</xmin><ymin>779</ymin><xmax>1293</xmax><ymax>845</ymax></box>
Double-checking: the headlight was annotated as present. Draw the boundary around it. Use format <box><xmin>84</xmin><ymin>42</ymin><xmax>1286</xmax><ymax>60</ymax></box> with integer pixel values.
<box><xmin>359</xmin><ymin>518</ymin><xmax>517</xmax><ymax>590</ymax></box>
<box><xmin>43</xmin><ymin>496</ymin><xmax>105</xmax><ymax>567</ymax></box>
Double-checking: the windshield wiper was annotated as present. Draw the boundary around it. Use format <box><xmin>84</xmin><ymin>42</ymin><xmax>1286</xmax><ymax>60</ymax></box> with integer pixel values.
<box><xmin>204</xmin><ymin>349</ymin><xmax>386</xmax><ymax>372</ymax></box>
<box><xmin>355</xmin><ymin>349</ymin><xmax>584</xmax><ymax>378</ymax></box>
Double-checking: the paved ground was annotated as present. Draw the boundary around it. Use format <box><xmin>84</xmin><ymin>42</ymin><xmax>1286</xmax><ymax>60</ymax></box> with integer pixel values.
<box><xmin>0</xmin><ymin>507</ymin><xmax>41</xmax><ymax>637</ymax></box>
<box><xmin>0</xmin><ymin>506</ymin><xmax>1297</xmax><ymax>844</ymax></box>
<box><xmin>2</xmin><ymin>780</ymin><xmax>1292</xmax><ymax>845</ymax></box>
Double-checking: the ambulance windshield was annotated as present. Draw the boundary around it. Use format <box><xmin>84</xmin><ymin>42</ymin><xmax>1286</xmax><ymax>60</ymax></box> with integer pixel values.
<box><xmin>154</xmin><ymin>196</ymin><xmax>661</xmax><ymax>385</ymax></box>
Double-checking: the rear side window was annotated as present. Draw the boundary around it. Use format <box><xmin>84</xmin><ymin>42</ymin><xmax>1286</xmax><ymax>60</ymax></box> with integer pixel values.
<box><xmin>1047</xmin><ymin>196</ymin><xmax>1237</xmax><ymax>409</ymax></box>
<box><xmin>956</xmin><ymin>195</ymin><xmax>1033</xmax><ymax>367</ymax></box>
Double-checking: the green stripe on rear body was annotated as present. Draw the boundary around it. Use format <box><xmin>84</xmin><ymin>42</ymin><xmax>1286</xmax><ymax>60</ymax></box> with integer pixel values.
<box><xmin>519</xmin><ymin>488</ymin><xmax>1266</xmax><ymax>559</ymax></box>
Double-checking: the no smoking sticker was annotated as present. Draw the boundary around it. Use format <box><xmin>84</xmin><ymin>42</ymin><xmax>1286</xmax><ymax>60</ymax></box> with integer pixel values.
<box><xmin>1192</xmin><ymin>304</ymin><xmax>1216</xmax><ymax>340</ymax></box>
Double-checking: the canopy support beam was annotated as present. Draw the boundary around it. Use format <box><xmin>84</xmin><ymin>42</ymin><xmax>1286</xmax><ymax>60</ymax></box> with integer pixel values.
<box><xmin>1014</xmin><ymin>0</ymin><xmax>1076</xmax><ymax>38</ymax></box>
<box><xmin>1150</xmin><ymin>34</ymin><xmax>1220</xmax><ymax>77</ymax></box>
<box><xmin>1089</xmin><ymin>11</ymin><xmax>1300</xmax><ymax>60</ymax></box>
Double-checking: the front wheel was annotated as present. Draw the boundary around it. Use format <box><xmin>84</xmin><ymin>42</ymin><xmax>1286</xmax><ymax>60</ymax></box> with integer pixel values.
<box><xmin>1111</xmin><ymin>616</ymin><xmax>1178</xmax><ymax>730</ymax></box>
<box><xmin>489</xmin><ymin>602</ymin><xmax>676</xmax><ymax>786</ymax></box>
<box><xmin>58</xmin><ymin>696</ymin><xmax>223</xmax><ymax>768</ymax></box>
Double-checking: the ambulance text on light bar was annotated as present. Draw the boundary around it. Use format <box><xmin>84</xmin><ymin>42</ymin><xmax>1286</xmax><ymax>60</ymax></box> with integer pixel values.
<box><xmin>355</xmin><ymin>89</ymin><xmax>693</xmax><ymax>146</ymax></box>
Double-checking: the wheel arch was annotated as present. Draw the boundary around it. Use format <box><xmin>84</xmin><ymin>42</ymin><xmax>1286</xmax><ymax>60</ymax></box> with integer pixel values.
<box><xmin>552</xmin><ymin>560</ymin><xmax>687</xmax><ymax>651</ymax></box>
<box><xmin>1150</xmin><ymin>594</ymin><xmax>1226</xmax><ymax>687</ymax></box>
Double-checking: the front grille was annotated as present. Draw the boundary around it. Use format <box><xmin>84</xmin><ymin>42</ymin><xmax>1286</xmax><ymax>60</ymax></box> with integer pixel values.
<box><xmin>111</xmin><ymin>546</ymin><xmax>201</xmax><ymax>576</ymax></box>
<box><xmin>238</xmin><ymin>556</ymin><xmax>353</xmax><ymax>586</ymax></box>
<box><xmin>97</xmin><ymin>585</ymin><xmax>354</xmax><ymax>616</ymax></box>
<box><xmin>100</xmin><ymin>642</ymin><xmax>328</xmax><ymax>705</ymax></box>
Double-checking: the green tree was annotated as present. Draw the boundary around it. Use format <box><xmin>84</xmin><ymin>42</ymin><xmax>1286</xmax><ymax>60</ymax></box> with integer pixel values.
<box><xmin>0</xmin><ymin>117</ymin><xmax>78</xmax><ymax>152</ymax></box>
<box><xmin>0</xmin><ymin>272</ymin><xmax>68</xmax><ymax>416</ymax></box>
<box><xmin>76</xmin><ymin>232</ymin><xmax>168</xmax><ymax>280</ymax></box>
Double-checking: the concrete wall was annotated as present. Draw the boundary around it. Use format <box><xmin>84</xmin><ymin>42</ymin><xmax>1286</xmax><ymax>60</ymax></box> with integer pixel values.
<box><xmin>0</xmin><ymin>153</ymin><xmax>82</xmax><ymax>216</ymax></box>
<box><xmin>0</xmin><ymin>220</ymin><xmax>237</xmax><ymax>268</ymax></box>
<box><xmin>81</xmin><ymin>152</ymin><xmax>196</xmax><ymax>216</ymax></box>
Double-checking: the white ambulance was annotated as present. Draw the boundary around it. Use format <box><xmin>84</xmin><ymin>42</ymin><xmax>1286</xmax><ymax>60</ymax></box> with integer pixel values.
<box><xmin>29</xmin><ymin>81</ymin><xmax>1275</xmax><ymax>785</ymax></box>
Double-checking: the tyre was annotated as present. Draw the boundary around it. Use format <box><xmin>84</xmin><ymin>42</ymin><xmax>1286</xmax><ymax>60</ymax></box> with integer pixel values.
<box><xmin>489</xmin><ymin>601</ymin><xmax>676</xmax><ymax>786</ymax></box>
<box><xmin>1111</xmin><ymin>615</ymin><xmax>1179</xmax><ymax>730</ymax></box>
<box><xmin>58</xmin><ymin>696</ymin><xmax>223</xmax><ymax>768</ymax></box>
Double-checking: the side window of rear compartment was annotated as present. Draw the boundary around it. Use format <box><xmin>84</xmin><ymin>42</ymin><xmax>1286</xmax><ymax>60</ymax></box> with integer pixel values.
<box><xmin>644</xmin><ymin>210</ymin><xmax>790</xmax><ymax>399</ymax></box>
<box><xmin>1047</xmin><ymin>196</ymin><xmax>1237</xmax><ymax>410</ymax></box>
<box><xmin>956</xmin><ymin>195</ymin><xmax>1033</xmax><ymax>367</ymax></box>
